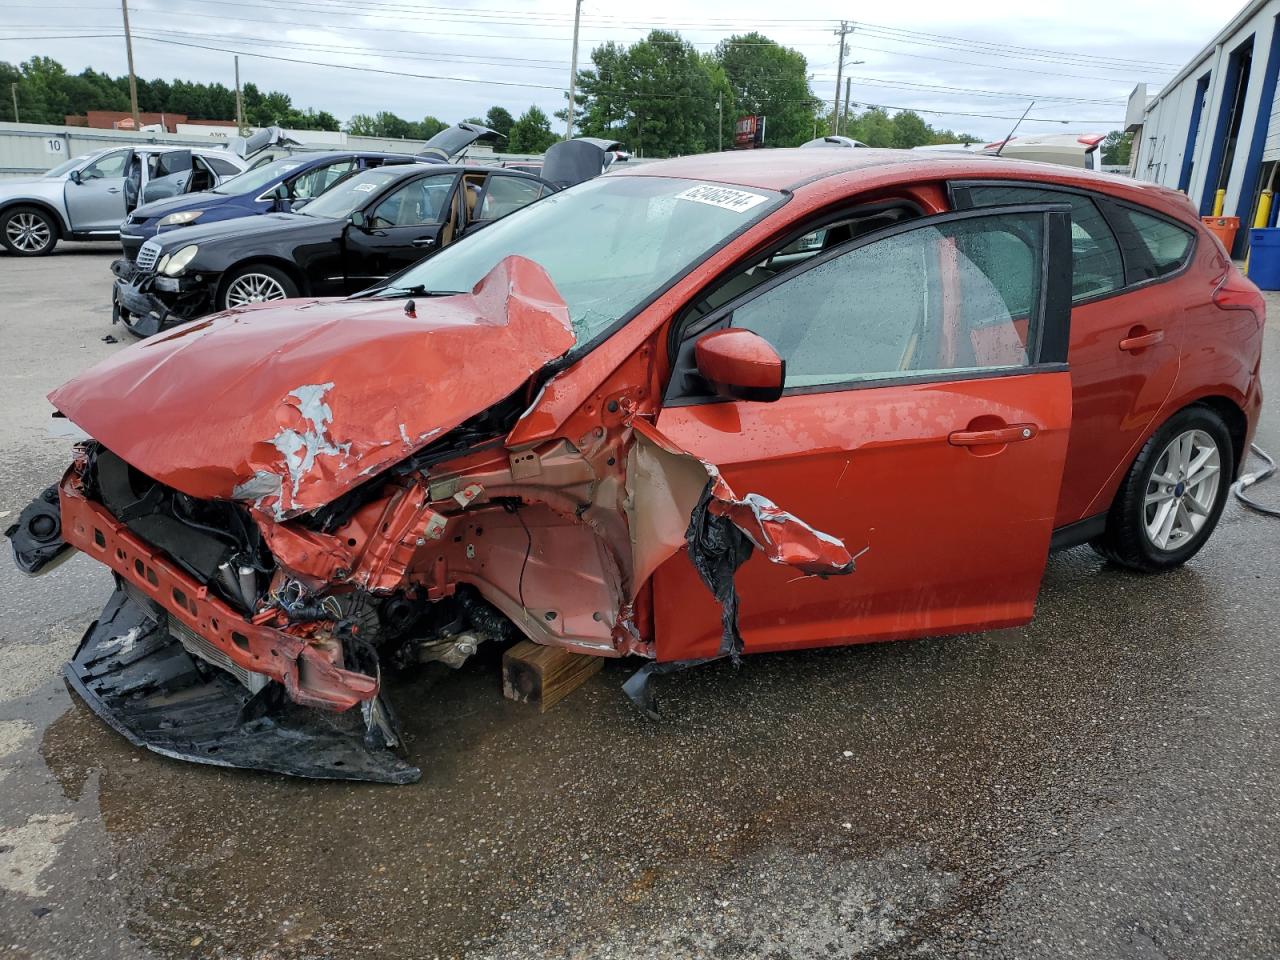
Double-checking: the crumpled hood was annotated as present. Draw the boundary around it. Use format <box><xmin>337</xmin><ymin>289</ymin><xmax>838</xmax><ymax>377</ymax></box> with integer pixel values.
<box><xmin>49</xmin><ymin>256</ymin><xmax>576</xmax><ymax>516</ymax></box>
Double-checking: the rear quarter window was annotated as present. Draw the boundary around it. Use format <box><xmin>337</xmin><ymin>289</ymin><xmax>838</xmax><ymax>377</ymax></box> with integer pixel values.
<box><xmin>1110</xmin><ymin>206</ymin><xmax>1195</xmax><ymax>281</ymax></box>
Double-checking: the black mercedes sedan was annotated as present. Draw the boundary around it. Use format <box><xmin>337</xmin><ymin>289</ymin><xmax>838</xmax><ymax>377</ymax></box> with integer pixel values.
<box><xmin>111</xmin><ymin>161</ymin><xmax>557</xmax><ymax>337</ymax></box>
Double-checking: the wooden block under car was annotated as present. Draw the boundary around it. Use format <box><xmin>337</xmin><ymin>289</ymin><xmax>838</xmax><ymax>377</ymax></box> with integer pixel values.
<box><xmin>502</xmin><ymin>640</ymin><xmax>602</xmax><ymax>713</ymax></box>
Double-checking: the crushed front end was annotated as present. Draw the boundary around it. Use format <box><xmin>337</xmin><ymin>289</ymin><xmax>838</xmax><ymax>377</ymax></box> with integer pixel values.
<box><xmin>11</xmin><ymin>256</ymin><xmax>855</xmax><ymax>784</ymax></box>
<box><xmin>111</xmin><ymin>247</ymin><xmax>217</xmax><ymax>337</ymax></box>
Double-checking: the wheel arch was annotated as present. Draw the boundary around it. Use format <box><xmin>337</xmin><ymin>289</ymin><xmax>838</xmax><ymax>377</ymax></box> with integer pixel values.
<box><xmin>1087</xmin><ymin>392</ymin><xmax>1250</xmax><ymax>522</ymax></box>
<box><xmin>0</xmin><ymin>198</ymin><xmax>68</xmax><ymax>237</ymax></box>
<box><xmin>216</xmin><ymin>256</ymin><xmax>309</xmax><ymax>304</ymax></box>
<box><xmin>1190</xmin><ymin>394</ymin><xmax>1248</xmax><ymax>478</ymax></box>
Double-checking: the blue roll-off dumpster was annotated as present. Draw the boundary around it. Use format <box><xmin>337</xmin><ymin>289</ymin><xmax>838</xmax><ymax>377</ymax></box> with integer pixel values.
<box><xmin>1248</xmin><ymin>228</ymin><xmax>1280</xmax><ymax>290</ymax></box>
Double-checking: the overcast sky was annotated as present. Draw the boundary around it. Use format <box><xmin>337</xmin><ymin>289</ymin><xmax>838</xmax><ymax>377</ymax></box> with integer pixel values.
<box><xmin>0</xmin><ymin>0</ymin><xmax>1242</xmax><ymax>141</ymax></box>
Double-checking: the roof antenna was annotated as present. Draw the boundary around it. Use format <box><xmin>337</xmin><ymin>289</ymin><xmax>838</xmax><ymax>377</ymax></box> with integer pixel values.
<box><xmin>995</xmin><ymin>100</ymin><xmax>1035</xmax><ymax>156</ymax></box>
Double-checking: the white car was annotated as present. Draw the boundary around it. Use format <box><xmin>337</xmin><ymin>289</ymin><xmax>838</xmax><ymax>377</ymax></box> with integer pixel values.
<box><xmin>0</xmin><ymin>145</ymin><xmax>247</xmax><ymax>256</ymax></box>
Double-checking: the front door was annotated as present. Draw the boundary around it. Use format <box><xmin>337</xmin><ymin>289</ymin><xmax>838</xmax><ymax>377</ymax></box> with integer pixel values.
<box><xmin>64</xmin><ymin>149</ymin><xmax>131</xmax><ymax>232</ymax></box>
<box><xmin>342</xmin><ymin>172</ymin><xmax>460</xmax><ymax>292</ymax></box>
<box><xmin>653</xmin><ymin>205</ymin><xmax>1076</xmax><ymax>662</ymax></box>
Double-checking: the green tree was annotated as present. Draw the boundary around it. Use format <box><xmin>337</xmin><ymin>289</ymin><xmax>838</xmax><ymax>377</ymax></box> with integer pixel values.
<box><xmin>715</xmin><ymin>33</ymin><xmax>816</xmax><ymax>148</ymax></box>
<box><xmin>889</xmin><ymin>110</ymin><xmax>932</xmax><ymax>149</ymax></box>
<box><xmin>575</xmin><ymin>30</ymin><xmax>727</xmax><ymax>157</ymax></box>
<box><xmin>484</xmin><ymin>105</ymin><xmax>514</xmax><ymax>140</ymax></box>
<box><xmin>846</xmin><ymin>107</ymin><xmax>894</xmax><ymax>147</ymax></box>
<box><xmin>416</xmin><ymin>115</ymin><xmax>447</xmax><ymax>139</ymax></box>
<box><xmin>507</xmin><ymin>105</ymin><xmax>557</xmax><ymax>153</ymax></box>
<box><xmin>1101</xmin><ymin>130</ymin><xmax>1133</xmax><ymax>165</ymax></box>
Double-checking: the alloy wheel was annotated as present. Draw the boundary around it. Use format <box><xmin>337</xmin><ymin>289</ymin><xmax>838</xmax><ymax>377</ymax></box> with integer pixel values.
<box><xmin>1143</xmin><ymin>428</ymin><xmax>1222</xmax><ymax>551</ymax></box>
<box><xmin>6</xmin><ymin>212</ymin><xmax>52</xmax><ymax>253</ymax></box>
<box><xmin>225</xmin><ymin>273</ymin><xmax>288</xmax><ymax>307</ymax></box>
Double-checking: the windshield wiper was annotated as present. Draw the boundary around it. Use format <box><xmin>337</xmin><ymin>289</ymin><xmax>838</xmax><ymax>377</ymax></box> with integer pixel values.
<box><xmin>360</xmin><ymin>284</ymin><xmax>463</xmax><ymax>300</ymax></box>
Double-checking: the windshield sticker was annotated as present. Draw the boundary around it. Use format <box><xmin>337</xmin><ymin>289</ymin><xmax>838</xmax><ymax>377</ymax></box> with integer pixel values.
<box><xmin>675</xmin><ymin>184</ymin><xmax>769</xmax><ymax>213</ymax></box>
<box><xmin>353</xmin><ymin>182</ymin><xmax>377</xmax><ymax>192</ymax></box>
<box><xmin>280</xmin><ymin>163</ymin><xmax>300</xmax><ymax>171</ymax></box>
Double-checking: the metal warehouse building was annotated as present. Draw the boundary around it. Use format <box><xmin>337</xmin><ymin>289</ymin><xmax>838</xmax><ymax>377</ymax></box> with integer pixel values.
<box><xmin>1129</xmin><ymin>0</ymin><xmax>1280</xmax><ymax>255</ymax></box>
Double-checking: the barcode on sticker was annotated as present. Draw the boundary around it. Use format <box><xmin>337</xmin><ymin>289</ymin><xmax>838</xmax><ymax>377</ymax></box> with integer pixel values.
<box><xmin>675</xmin><ymin>184</ymin><xmax>769</xmax><ymax>213</ymax></box>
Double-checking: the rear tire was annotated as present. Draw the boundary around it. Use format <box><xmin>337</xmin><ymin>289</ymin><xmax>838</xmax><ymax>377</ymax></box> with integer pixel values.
<box><xmin>1</xmin><ymin>205</ymin><xmax>58</xmax><ymax>256</ymax></box>
<box><xmin>219</xmin><ymin>264</ymin><xmax>298</xmax><ymax>311</ymax></box>
<box><xmin>1090</xmin><ymin>405</ymin><xmax>1233</xmax><ymax>572</ymax></box>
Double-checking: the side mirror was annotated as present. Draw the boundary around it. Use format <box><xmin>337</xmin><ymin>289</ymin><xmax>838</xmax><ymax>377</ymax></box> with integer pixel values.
<box><xmin>290</xmin><ymin>197</ymin><xmax>310</xmax><ymax>210</ymax></box>
<box><xmin>349</xmin><ymin>210</ymin><xmax>367</xmax><ymax>229</ymax></box>
<box><xmin>695</xmin><ymin>328</ymin><xmax>785</xmax><ymax>402</ymax></box>
<box><xmin>68</xmin><ymin>169</ymin><xmax>82</xmax><ymax>185</ymax></box>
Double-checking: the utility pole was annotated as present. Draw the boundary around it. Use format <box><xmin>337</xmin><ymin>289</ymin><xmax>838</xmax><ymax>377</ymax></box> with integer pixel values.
<box><xmin>717</xmin><ymin>92</ymin><xmax>723</xmax><ymax>151</ymax></box>
<box><xmin>843</xmin><ymin>77</ymin><xmax>851</xmax><ymax>134</ymax></box>
<box><xmin>234</xmin><ymin>55</ymin><xmax>245</xmax><ymax>134</ymax></box>
<box><xmin>10</xmin><ymin>83</ymin><xmax>18</xmax><ymax>123</ymax></box>
<box><xmin>121</xmin><ymin>0</ymin><xmax>141</xmax><ymax>130</ymax></box>
<box><xmin>565</xmin><ymin>0</ymin><xmax>582</xmax><ymax>139</ymax></box>
<box><xmin>832</xmin><ymin>21</ymin><xmax>854</xmax><ymax>136</ymax></box>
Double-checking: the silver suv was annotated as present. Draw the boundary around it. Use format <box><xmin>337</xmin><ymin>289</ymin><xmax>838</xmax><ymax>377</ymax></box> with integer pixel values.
<box><xmin>0</xmin><ymin>145</ymin><xmax>247</xmax><ymax>256</ymax></box>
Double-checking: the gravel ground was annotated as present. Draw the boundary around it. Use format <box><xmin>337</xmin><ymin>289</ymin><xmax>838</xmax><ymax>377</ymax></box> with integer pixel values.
<box><xmin>1</xmin><ymin>244</ymin><xmax>1278</xmax><ymax>960</ymax></box>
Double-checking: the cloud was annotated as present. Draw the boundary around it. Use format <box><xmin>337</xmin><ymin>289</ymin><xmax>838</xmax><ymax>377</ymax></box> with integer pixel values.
<box><xmin>0</xmin><ymin>0</ymin><xmax>1235</xmax><ymax>139</ymax></box>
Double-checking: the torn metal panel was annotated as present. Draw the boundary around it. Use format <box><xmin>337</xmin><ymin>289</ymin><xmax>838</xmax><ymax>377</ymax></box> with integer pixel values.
<box><xmin>47</xmin><ymin>256</ymin><xmax>576</xmax><ymax>517</ymax></box>
<box><xmin>626</xmin><ymin>419</ymin><xmax>855</xmax><ymax>657</ymax></box>
<box><xmin>67</xmin><ymin>587</ymin><xmax>419</xmax><ymax>784</ymax></box>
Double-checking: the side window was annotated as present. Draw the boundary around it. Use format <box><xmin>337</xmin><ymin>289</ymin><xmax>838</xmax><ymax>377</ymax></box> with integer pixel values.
<box><xmin>963</xmin><ymin>185</ymin><xmax>1123</xmax><ymax>301</ymax></box>
<box><xmin>478</xmin><ymin>176</ymin><xmax>544</xmax><ymax>220</ymax></box>
<box><xmin>729</xmin><ymin>212</ymin><xmax>1046</xmax><ymax>390</ymax></box>
<box><xmin>369</xmin><ymin>175</ymin><xmax>455</xmax><ymax>227</ymax></box>
<box><xmin>1109</xmin><ymin>206</ymin><xmax>1194</xmax><ymax>280</ymax></box>
<box><xmin>80</xmin><ymin>150</ymin><xmax>128</xmax><ymax>180</ymax></box>
<box><xmin>289</xmin><ymin>159</ymin><xmax>356</xmax><ymax>199</ymax></box>
<box><xmin>204</xmin><ymin>155</ymin><xmax>241</xmax><ymax>177</ymax></box>
<box><xmin>689</xmin><ymin>205</ymin><xmax>919</xmax><ymax>320</ymax></box>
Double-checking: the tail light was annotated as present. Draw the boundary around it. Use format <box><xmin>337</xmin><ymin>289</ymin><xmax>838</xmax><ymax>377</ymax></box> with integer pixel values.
<box><xmin>1213</xmin><ymin>267</ymin><xmax>1266</xmax><ymax>325</ymax></box>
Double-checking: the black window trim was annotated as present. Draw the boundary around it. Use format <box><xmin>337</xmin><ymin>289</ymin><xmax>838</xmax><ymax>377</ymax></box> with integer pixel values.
<box><xmin>664</xmin><ymin>202</ymin><xmax>1074</xmax><ymax>407</ymax></box>
<box><xmin>947</xmin><ymin>177</ymin><xmax>1198</xmax><ymax>300</ymax></box>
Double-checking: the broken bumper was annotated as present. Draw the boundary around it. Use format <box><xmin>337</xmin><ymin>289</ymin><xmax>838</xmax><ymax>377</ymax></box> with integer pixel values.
<box><xmin>111</xmin><ymin>260</ymin><xmax>215</xmax><ymax>336</ymax></box>
<box><xmin>69</xmin><ymin>586</ymin><xmax>420</xmax><ymax>784</ymax></box>
<box><xmin>56</xmin><ymin>467</ymin><xmax>380</xmax><ymax>711</ymax></box>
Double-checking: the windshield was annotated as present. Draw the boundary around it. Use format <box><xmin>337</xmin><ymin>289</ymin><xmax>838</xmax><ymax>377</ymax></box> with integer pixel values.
<box><xmin>301</xmin><ymin>167</ymin><xmax>411</xmax><ymax>219</ymax></box>
<box><xmin>377</xmin><ymin>176</ymin><xmax>783</xmax><ymax>344</ymax></box>
<box><xmin>46</xmin><ymin>153</ymin><xmax>99</xmax><ymax>178</ymax></box>
<box><xmin>211</xmin><ymin>157</ymin><xmax>306</xmax><ymax>195</ymax></box>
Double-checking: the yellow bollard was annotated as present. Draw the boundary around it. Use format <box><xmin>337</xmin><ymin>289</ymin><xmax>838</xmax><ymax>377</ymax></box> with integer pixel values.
<box><xmin>1213</xmin><ymin>188</ymin><xmax>1227</xmax><ymax>217</ymax></box>
<box><xmin>1246</xmin><ymin>190</ymin><xmax>1272</xmax><ymax>275</ymax></box>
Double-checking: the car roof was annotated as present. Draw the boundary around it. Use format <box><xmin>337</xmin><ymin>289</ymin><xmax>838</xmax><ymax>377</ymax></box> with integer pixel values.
<box><xmin>618</xmin><ymin>148</ymin><xmax>1196</xmax><ymax>221</ymax></box>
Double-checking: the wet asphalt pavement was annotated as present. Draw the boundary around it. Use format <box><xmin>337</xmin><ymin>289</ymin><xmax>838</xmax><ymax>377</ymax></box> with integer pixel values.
<box><xmin>1</xmin><ymin>245</ymin><xmax>1278</xmax><ymax>960</ymax></box>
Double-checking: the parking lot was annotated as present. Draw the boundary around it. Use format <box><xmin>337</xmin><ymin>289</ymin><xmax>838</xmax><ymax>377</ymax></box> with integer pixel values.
<box><xmin>1</xmin><ymin>244</ymin><xmax>1279</xmax><ymax>960</ymax></box>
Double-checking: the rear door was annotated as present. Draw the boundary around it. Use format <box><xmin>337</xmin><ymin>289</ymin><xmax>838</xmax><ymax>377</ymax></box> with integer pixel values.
<box><xmin>342</xmin><ymin>171</ymin><xmax>460</xmax><ymax>292</ymax></box>
<box><xmin>653</xmin><ymin>205</ymin><xmax>1076</xmax><ymax>662</ymax></box>
<box><xmin>139</xmin><ymin>150</ymin><xmax>194</xmax><ymax>204</ymax></box>
<box><xmin>951</xmin><ymin>182</ymin><xmax>1187</xmax><ymax>526</ymax></box>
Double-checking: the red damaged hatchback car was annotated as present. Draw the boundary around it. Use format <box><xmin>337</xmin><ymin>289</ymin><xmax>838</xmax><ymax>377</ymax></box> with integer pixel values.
<box><xmin>8</xmin><ymin>149</ymin><xmax>1265</xmax><ymax>783</ymax></box>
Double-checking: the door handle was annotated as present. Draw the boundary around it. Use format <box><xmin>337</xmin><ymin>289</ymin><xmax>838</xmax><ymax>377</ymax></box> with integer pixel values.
<box><xmin>412</xmin><ymin>237</ymin><xmax>436</xmax><ymax>248</ymax></box>
<box><xmin>1119</xmin><ymin>327</ymin><xmax>1164</xmax><ymax>352</ymax></box>
<box><xmin>948</xmin><ymin>423</ymin><xmax>1039</xmax><ymax>446</ymax></box>
<box><xmin>107</xmin><ymin>187</ymin><xmax>121</xmax><ymax>194</ymax></box>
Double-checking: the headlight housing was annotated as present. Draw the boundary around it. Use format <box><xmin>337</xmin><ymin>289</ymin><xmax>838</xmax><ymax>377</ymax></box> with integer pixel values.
<box><xmin>157</xmin><ymin>210</ymin><xmax>203</xmax><ymax>228</ymax></box>
<box><xmin>162</xmin><ymin>245</ymin><xmax>199</xmax><ymax>276</ymax></box>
